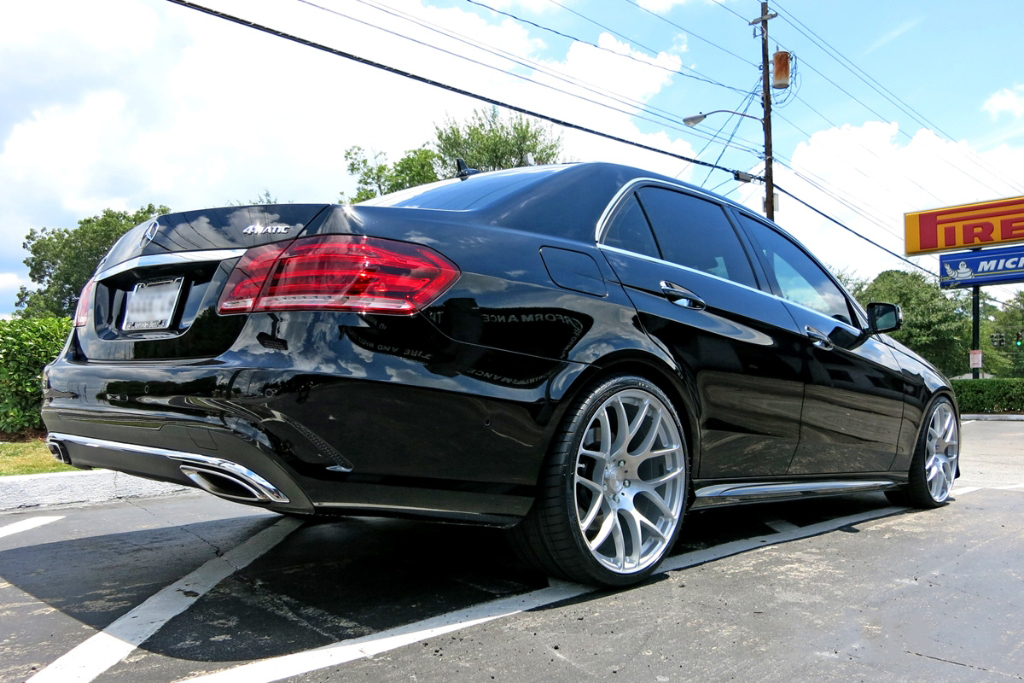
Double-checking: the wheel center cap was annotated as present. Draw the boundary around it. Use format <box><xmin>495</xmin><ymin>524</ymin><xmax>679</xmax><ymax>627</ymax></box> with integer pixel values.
<box><xmin>604</xmin><ymin>464</ymin><xmax>627</xmax><ymax>493</ymax></box>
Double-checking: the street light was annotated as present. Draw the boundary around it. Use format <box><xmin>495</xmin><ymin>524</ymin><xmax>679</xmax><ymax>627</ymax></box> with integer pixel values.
<box><xmin>684</xmin><ymin>3</ymin><xmax>785</xmax><ymax>221</ymax></box>
<box><xmin>682</xmin><ymin>110</ymin><xmax>762</xmax><ymax>128</ymax></box>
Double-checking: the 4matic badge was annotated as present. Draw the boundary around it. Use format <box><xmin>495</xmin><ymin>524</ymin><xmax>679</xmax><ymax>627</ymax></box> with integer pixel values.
<box><xmin>243</xmin><ymin>224</ymin><xmax>291</xmax><ymax>235</ymax></box>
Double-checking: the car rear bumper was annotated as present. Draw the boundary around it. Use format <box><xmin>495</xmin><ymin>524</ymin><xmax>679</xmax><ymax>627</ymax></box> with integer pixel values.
<box><xmin>41</xmin><ymin>334</ymin><xmax>585</xmax><ymax>525</ymax></box>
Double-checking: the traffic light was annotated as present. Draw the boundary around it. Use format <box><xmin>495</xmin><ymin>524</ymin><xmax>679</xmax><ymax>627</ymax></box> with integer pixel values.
<box><xmin>1017</xmin><ymin>332</ymin><xmax>1023</xmax><ymax>347</ymax></box>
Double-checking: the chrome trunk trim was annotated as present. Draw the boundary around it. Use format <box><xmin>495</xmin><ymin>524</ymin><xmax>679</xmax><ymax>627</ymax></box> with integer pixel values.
<box><xmin>96</xmin><ymin>249</ymin><xmax>248</xmax><ymax>280</ymax></box>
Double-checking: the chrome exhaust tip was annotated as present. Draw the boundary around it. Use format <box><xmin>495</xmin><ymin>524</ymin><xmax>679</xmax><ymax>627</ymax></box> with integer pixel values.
<box><xmin>179</xmin><ymin>465</ymin><xmax>267</xmax><ymax>503</ymax></box>
<box><xmin>173</xmin><ymin>455</ymin><xmax>289</xmax><ymax>504</ymax></box>
<box><xmin>45</xmin><ymin>438</ymin><xmax>71</xmax><ymax>465</ymax></box>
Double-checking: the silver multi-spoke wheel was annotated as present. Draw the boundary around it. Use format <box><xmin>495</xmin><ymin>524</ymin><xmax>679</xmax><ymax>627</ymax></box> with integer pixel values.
<box><xmin>573</xmin><ymin>388</ymin><xmax>686</xmax><ymax>574</ymax></box>
<box><xmin>924</xmin><ymin>400</ymin><xmax>959</xmax><ymax>503</ymax></box>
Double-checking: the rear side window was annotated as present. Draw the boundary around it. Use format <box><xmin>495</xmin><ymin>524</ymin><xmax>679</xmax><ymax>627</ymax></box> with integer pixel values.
<box><xmin>602</xmin><ymin>193</ymin><xmax>660</xmax><ymax>259</ymax></box>
<box><xmin>636</xmin><ymin>187</ymin><xmax>758</xmax><ymax>289</ymax></box>
<box><xmin>737</xmin><ymin>214</ymin><xmax>854</xmax><ymax>324</ymax></box>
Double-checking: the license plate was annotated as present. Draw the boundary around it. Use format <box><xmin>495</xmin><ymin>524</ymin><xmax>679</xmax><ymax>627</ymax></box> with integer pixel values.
<box><xmin>123</xmin><ymin>278</ymin><xmax>184</xmax><ymax>331</ymax></box>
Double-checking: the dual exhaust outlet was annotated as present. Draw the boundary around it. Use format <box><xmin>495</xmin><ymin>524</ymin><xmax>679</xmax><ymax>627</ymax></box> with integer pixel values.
<box><xmin>43</xmin><ymin>434</ymin><xmax>289</xmax><ymax>505</ymax></box>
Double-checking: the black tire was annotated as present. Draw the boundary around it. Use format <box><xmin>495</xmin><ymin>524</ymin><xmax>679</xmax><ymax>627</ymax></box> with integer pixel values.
<box><xmin>509</xmin><ymin>375</ymin><xmax>689</xmax><ymax>587</ymax></box>
<box><xmin>885</xmin><ymin>395</ymin><xmax>959</xmax><ymax>509</ymax></box>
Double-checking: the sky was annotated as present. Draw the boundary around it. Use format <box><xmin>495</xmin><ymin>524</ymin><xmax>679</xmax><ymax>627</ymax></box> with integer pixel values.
<box><xmin>2</xmin><ymin>0</ymin><xmax>1023</xmax><ymax>315</ymax></box>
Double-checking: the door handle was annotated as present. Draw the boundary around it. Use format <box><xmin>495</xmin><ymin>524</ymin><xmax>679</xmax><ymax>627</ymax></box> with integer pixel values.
<box><xmin>660</xmin><ymin>281</ymin><xmax>706</xmax><ymax>310</ymax></box>
<box><xmin>804</xmin><ymin>325</ymin><xmax>835</xmax><ymax>351</ymax></box>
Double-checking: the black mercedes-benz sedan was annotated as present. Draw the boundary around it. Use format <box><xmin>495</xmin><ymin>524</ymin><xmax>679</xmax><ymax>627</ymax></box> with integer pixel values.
<box><xmin>42</xmin><ymin>162</ymin><xmax>959</xmax><ymax>586</ymax></box>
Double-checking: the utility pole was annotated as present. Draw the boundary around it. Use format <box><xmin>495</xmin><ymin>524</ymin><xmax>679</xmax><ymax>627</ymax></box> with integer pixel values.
<box><xmin>751</xmin><ymin>3</ymin><xmax>777</xmax><ymax>221</ymax></box>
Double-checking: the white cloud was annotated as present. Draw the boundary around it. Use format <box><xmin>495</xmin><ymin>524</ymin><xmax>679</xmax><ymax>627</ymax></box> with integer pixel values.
<box><xmin>635</xmin><ymin>0</ymin><xmax>727</xmax><ymax>12</ymax></box>
<box><xmin>0</xmin><ymin>273</ymin><xmax>29</xmax><ymax>310</ymax></box>
<box><xmin>636</xmin><ymin>0</ymin><xmax>689</xmax><ymax>12</ymax></box>
<box><xmin>732</xmin><ymin>121</ymin><xmax>1024</xmax><ymax>289</ymax></box>
<box><xmin>984</xmin><ymin>85</ymin><xmax>1024</xmax><ymax>119</ymax></box>
<box><xmin>474</xmin><ymin>0</ymin><xmax>563</xmax><ymax>13</ymax></box>
<box><xmin>864</xmin><ymin>18</ymin><xmax>923</xmax><ymax>55</ymax></box>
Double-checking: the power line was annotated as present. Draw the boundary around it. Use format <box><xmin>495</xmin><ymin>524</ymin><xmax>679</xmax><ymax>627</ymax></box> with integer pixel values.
<box><xmin>298</xmin><ymin>0</ymin><xmax>762</xmax><ymax>156</ymax></box>
<box><xmin>618</xmin><ymin>0</ymin><xmax>756</xmax><ymax>67</ymax></box>
<box><xmin>348</xmin><ymin>0</ymin><xmax>760</xmax><ymax>155</ymax></box>
<box><xmin>464</xmin><ymin>0</ymin><xmax>749</xmax><ymax>95</ymax></box>
<box><xmin>698</xmin><ymin>89</ymin><xmax>760</xmax><ymax>187</ymax></box>
<box><xmin>165</xmin><ymin>0</ymin><xmax>1013</xmax><ymax>305</ymax></box>
<box><xmin>774</xmin><ymin>183</ymin><xmax>932</xmax><ymax>276</ymax></box>
<box><xmin>164</xmin><ymin>0</ymin><xmax>762</xmax><ymax>179</ymax></box>
<box><xmin>772</xmin><ymin>1</ymin><xmax>1024</xmax><ymax>196</ymax></box>
<box><xmin>709</xmin><ymin>0</ymin><xmax>1023</xmax><ymax>199</ymax></box>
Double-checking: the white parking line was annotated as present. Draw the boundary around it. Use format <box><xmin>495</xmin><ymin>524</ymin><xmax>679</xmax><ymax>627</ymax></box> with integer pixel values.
<box><xmin>764</xmin><ymin>519</ymin><xmax>799</xmax><ymax>533</ymax></box>
<box><xmin>179</xmin><ymin>505</ymin><xmax>905</xmax><ymax>683</ymax></box>
<box><xmin>0</xmin><ymin>516</ymin><xmax>64</xmax><ymax>540</ymax></box>
<box><xmin>28</xmin><ymin>516</ymin><xmax>302</xmax><ymax>683</ymax></box>
<box><xmin>953</xmin><ymin>487</ymin><xmax>982</xmax><ymax>496</ymax></box>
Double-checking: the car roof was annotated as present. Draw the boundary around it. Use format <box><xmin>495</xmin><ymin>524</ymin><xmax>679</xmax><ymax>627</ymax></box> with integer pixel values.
<box><xmin>354</xmin><ymin>161</ymin><xmax>752</xmax><ymax>242</ymax></box>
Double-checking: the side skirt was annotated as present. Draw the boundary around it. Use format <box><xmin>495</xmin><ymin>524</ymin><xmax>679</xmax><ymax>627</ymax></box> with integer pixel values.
<box><xmin>691</xmin><ymin>479</ymin><xmax>901</xmax><ymax>509</ymax></box>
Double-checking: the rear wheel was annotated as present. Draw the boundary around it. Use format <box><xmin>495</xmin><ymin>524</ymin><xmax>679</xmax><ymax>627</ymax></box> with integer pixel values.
<box><xmin>510</xmin><ymin>375</ymin><xmax>688</xmax><ymax>586</ymax></box>
<box><xmin>886</xmin><ymin>396</ymin><xmax>959</xmax><ymax>508</ymax></box>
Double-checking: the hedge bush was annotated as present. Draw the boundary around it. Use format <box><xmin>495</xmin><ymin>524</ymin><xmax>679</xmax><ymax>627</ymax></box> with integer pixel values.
<box><xmin>0</xmin><ymin>317</ymin><xmax>72</xmax><ymax>432</ymax></box>
<box><xmin>951</xmin><ymin>378</ymin><xmax>1024</xmax><ymax>414</ymax></box>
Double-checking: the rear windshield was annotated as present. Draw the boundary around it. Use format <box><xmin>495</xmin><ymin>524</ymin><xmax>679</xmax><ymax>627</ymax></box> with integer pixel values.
<box><xmin>358</xmin><ymin>166</ymin><xmax>566</xmax><ymax>211</ymax></box>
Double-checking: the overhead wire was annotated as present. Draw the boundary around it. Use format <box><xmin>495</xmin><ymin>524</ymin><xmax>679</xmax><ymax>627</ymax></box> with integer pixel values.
<box><xmin>463</xmin><ymin>0</ymin><xmax>750</xmax><ymax>95</ymax></box>
<box><xmin>709</xmin><ymin>1</ymin><xmax>1023</xmax><ymax>200</ymax></box>
<box><xmin>618</xmin><ymin>0</ymin><xmax>756</xmax><ymax>67</ymax></box>
<box><xmin>348</xmin><ymin>0</ymin><xmax>761</xmax><ymax>155</ymax></box>
<box><xmin>293</xmin><ymin>0</ymin><xmax>763</xmax><ymax>156</ymax></box>
<box><xmin>163</xmin><ymin>0</ymin><xmax>763</xmax><ymax>178</ymax></box>
<box><xmin>165</xmin><ymin>0</ymin><xmax>1013</xmax><ymax>303</ymax></box>
<box><xmin>698</xmin><ymin>88</ymin><xmax>760</xmax><ymax>187</ymax></box>
<box><xmin>772</xmin><ymin>1</ymin><xmax>1024</xmax><ymax>196</ymax></box>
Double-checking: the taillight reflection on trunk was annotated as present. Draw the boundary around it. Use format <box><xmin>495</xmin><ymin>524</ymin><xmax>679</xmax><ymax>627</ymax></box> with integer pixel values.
<box><xmin>217</xmin><ymin>235</ymin><xmax>459</xmax><ymax>315</ymax></box>
<box><xmin>74</xmin><ymin>279</ymin><xmax>96</xmax><ymax>327</ymax></box>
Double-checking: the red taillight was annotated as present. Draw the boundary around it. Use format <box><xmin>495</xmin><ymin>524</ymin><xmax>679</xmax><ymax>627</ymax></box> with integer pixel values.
<box><xmin>217</xmin><ymin>235</ymin><xmax>459</xmax><ymax>315</ymax></box>
<box><xmin>74</xmin><ymin>279</ymin><xmax>95</xmax><ymax>327</ymax></box>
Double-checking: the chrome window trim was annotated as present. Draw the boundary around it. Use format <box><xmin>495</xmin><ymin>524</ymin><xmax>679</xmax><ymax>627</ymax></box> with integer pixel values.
<box><xmin>598</xmin><ymin>245</ymin><xmax>869</xmax><ymax>337</ymax></box>
<box><xmin>729</xmin><ymin>208</ymin><xmax>865</xmax><ymax>326</ymax></box>
<box><xmin>594</xmin><ymin>177</ymin><xmax>728</xmax><ymax>244</ymax></box>
<box><xmin>597</xmin><ymin>244</ymin><xmax>779</xmax><ymax>301</ymax></box>
<box><xmin>96</xmin><ymin>249</ymin><xmax>248</xmax><ymax>281</ymax></box>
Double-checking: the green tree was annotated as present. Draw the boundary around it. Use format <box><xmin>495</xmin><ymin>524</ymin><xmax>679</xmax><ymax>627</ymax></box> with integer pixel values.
<box><xmin>339</xmin><ymin>146</ymin><xmax>439</xmax><ymax>204</ymax></box>
<box><xmin>340</xmin><ymin>108</ymin><xmax>563</xmax><ymax>203</ymax></box>
<box><xmin>829</xmin><ymin>265</ymin><xmax>868</xmax><ymax>301</ymax></box>
<box><xmin>857</xmin><ymin>270</ymin><xmax>971</xmax><ymax>377</ymax></box>
<box><xmin>17</xmin><ymin>204</ymin><xmax>169</xmax><ymax>319</ymax></box>
<box><xmin>434</xmin><ymin>106</ymin><xmax>562</xmax><ymax>177</ymax></box>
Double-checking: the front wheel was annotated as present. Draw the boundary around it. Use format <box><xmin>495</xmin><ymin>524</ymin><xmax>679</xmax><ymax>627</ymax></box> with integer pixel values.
<box><xmin>509</xmin><ymin>375</ymin><xmax>689</xmax><ymax>587</ymax></box>
<box><xmin>886</xmin><ymin>396</ymin><xmax>959</xmax><ymax>508</ymax></box>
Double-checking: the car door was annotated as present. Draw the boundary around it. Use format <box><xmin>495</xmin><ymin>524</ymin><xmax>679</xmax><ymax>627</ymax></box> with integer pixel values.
<box><xmin>732</xmin><ymin>211</ymin><xmax>907</xmax><ymax>475</ymax></box>
<box><xmin>598</xmin><ymin>182</ymin><xmax>806</xmax><ymax>479</ymax></box>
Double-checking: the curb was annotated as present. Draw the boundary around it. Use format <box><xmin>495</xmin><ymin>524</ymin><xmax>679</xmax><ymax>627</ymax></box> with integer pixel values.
<box><xmin>0</xmin><ymin>469</ymin><xmax>190</xmax><ymax>512</ymax></box>
<box><xmin>962</xmin><ymin>414</ymin><xmax>1024</xmax><ymax>422</ymax></box>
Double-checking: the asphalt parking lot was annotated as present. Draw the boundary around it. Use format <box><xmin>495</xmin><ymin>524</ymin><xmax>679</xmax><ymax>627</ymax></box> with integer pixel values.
<box><xmin>2</xmin><ymin>419</ymin><xmax>1023</xmax><ymax>683</ymax></box>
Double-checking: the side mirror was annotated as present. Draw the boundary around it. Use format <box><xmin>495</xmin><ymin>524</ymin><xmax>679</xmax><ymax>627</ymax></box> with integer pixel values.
<box><xmin>867</xmin><ymin>302</ymin><xmax>902</xmax><ymax>334</ymax></box>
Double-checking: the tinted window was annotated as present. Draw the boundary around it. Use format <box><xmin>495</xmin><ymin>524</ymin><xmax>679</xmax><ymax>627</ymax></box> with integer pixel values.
<box><xmin>602</xmin><ymin>193</ymin><xmax>660</xmax><ymax>259</ymax></box>
<box><xmin>737</xmin><ymin>214</ymin><xmax>853</xmax><ymax>324</ymax></box>
<box><xmin>637</xmin><ymin>187</ymin><xmax>757</xmax><ymax>288</ymax></box>
<box><xmin>358</xmin><ymin>166</ymin><xmax>564</xmax><ymax>211</ymax></box>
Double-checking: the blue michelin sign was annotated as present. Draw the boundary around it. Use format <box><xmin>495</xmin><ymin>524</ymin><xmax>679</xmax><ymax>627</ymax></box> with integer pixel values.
<box><xmin>939</xmin><ymin>244</ymin><xmax>1024</xmax><ymax>288</ymax></box>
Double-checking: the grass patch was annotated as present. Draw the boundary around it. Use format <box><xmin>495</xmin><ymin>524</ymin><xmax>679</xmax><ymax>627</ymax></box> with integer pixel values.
<box><xmin>0</xmin><ymin>439</ymin><xmax>76</xmax><ymax>476</ymax></box>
